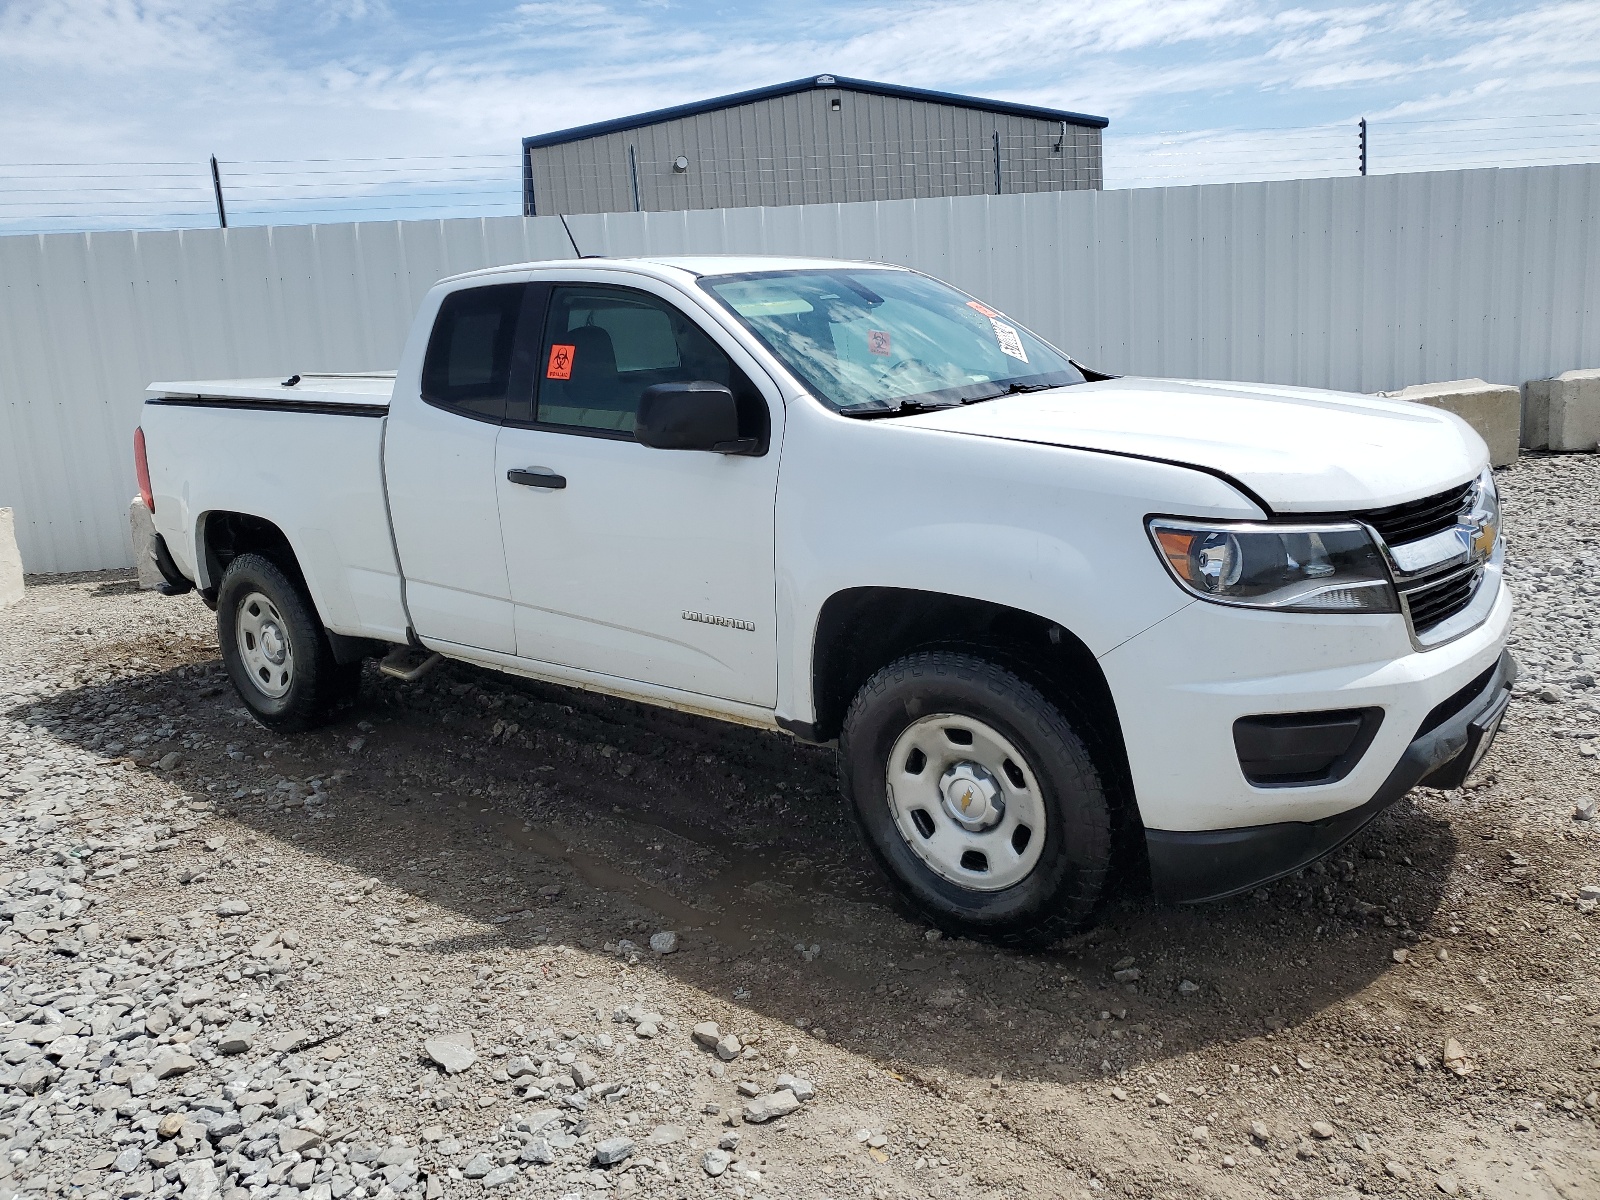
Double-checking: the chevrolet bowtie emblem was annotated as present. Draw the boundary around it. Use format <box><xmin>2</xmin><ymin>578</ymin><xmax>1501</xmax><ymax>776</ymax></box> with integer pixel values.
<box><xmin>959</xmin><ymin>788</ymin><xmax>974</xmax><ymax>812</ymax></box>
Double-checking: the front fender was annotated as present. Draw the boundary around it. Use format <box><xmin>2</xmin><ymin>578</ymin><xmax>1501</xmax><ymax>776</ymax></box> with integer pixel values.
<box><xmin>773</xmin><ymin>405</ymin><xmax>1263</xmax><ymax>726</ymax></box>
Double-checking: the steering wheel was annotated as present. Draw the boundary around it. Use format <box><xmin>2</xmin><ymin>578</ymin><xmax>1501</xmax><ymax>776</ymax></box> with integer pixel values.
<box><xmin>884</xmin><ymin>357</ymin><xmax>939</xmax><ymax>381</ymax></box>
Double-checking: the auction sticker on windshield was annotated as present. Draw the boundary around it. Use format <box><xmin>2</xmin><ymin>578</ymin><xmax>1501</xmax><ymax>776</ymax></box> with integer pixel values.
<box><xmin>990</xmin><ymin>319</ymin><xmax>1029</xmax><ymax>363</ymax></box>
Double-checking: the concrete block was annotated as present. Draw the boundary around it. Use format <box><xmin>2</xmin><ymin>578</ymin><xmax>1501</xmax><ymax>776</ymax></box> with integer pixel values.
<box><xmin>1521</xmin><ymin>378</ymin><xmax>1552</xmax><ymax>449</ymax></box>
<box><xmin>128</xmin><ymin>498</ymin><xmax>164</xmax><ymax>591</ymax></box>
<box><xmin>1523</xmin><ymin>368</ymin><xmax>1600</xmax><ymax>452</ymax></box>
<box><xmin>1378</xmin><ymin>378</ymin><xmax>1520</xmax><ymax>468</ymax></box>
<box><xmin>0</xmin><ymin>508</ymin><xmax>23</xmax><ymax>609</ymax></box>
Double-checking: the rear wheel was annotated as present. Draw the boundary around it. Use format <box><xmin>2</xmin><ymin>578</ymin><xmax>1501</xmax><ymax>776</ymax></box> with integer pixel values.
<box><xmin>839</xmin><ymin>650</ymin><xmax>1112</xmax><ymax>945</ymax></box>
<box><xmin>217</xmin><ymin>553</ymin><xmax>359</xmax><ymax>732</ymax></box>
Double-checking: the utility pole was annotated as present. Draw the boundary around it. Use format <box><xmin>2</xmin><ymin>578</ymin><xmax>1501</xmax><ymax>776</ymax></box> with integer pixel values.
<box><xmin>992</xmin><ymin>130</ymin><xmax>1003</xmax><ymax>195</ymax></box>
<box><xmin>210</xmin><ymin>155</ymin><xmax>228</xmax><ymax>228</ymax></box>
<box><xmin>1358</xmin><ymin>119</ymin><xmax>1368</xmax><ymax>177</ymax></box>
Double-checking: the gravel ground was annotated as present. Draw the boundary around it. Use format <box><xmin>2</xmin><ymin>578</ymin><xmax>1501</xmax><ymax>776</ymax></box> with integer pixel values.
<box><xmin>0</xmin><ymin>453</ymin><xmax>1598</xmax><ymax>1200</ymax></box>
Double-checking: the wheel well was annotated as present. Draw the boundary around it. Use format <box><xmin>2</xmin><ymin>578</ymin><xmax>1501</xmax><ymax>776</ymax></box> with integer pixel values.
<box><xmin>810</xmin><ymin>587</ymin><xmax>1136</xmax><ymax>818</ymax></box>
<box><xmin>200</xmin><ymin>512</ymin><xmax>388</xmax><ymax>664</ymax></box>
<box><xmin>201</xmin><ymin>512</ymin><xmax>302</xmax><ymax>594</ymax></box>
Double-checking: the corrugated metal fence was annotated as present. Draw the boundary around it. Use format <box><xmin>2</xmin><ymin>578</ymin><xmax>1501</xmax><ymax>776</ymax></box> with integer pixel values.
<box><xmin>2</xmin><ymin>164</ymin><xmax>1597</xmax><ymax>573</ymax></box>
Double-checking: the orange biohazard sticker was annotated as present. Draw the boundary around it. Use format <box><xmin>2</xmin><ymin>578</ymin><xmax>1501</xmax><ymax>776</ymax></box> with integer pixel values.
<box><xmin>546</xmin><ymin>343</ymin><xmax>576</xmax><ymax>380</ymax></box>
<box><xmin>867</xmin><ymin>329</ymin><xmax>891</xmax><ymax>356</ymax></box>
<box><xmin>967</xmin><ymin>300</ymin><xmax>1000</xmax><ymax>318</ymax></box>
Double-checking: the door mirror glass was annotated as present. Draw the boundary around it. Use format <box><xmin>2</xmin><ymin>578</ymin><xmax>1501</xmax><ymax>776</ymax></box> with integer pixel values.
<box><xmin>635</xmin><ymin>382</ymin><xmax>753</xmax><ymax>453</ymax></box>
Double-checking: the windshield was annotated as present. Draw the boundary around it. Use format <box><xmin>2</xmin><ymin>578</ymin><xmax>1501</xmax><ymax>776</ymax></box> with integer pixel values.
<box><xmin>700</xmin><ymin>268</ymin><xmax>1084</xmax><ymax>414</ymax></box>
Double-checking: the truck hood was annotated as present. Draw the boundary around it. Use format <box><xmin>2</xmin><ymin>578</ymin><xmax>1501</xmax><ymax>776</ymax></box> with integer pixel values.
<box><xmin>900</xmin><ymin>376</ymin><xmax>1487</xmax><ymax>513</ymax></box>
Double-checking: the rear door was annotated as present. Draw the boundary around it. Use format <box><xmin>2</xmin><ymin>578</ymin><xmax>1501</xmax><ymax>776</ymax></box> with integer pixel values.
<box><xmin>385</xmin><ymin>282</ymin><xmax>540</xmax><ymax>653</ymax></box>
<box><xmin>493</xmin><ymin>277</ymin><xmax>783</xmax><ymax>706</ymax></box>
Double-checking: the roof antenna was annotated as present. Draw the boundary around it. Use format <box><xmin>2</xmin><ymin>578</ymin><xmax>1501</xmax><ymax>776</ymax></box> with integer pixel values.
<box><xmin>559</xmin><ymin>212</ymin><xmax>595</xmax><ymax>258</ymax></box>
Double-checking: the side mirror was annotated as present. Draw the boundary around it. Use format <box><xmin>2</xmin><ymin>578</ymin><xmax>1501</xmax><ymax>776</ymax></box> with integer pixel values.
<box><xmin>635</xmin><ymin>381</ymin><xmax>756</xmax><ymax>454</ymax></box>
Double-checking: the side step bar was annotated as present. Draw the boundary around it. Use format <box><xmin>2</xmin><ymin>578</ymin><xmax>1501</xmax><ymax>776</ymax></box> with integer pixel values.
<box><xmin>378</xmin><ymin>646</ymin><xmax>443</xmax><ymax>683</ymax></box>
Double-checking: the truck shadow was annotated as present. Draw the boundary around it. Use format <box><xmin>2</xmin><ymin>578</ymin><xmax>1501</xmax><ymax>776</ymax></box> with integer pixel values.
<box><xmin>11</xmin><ymin>635</ymin><xmax>1457</xmax><ymax>1091</ymax></box>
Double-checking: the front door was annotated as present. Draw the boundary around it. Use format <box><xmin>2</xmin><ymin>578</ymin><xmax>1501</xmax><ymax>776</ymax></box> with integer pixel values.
<box><xmin>494</xmin><ymin>280</ymin><xmax>782</xmax><ymax>706</ymax></box>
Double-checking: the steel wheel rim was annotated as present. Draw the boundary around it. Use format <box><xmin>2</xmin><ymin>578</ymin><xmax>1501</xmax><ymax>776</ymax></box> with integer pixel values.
<box><xmin>885</xmin><ymin>712</ymin><xmax>1048</xmax><ymax>892</ymax></box>
<box><xmin>235</xmin><ymin>590</ymin><xmax>294</xmax><ymax>699</ymax></box>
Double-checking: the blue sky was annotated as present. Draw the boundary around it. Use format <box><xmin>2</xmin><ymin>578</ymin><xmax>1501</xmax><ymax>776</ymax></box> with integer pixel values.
<box><xmin>2</xmin><ymin>0</ymin><xmax>1598</xmax><ymax>231</ymax></box>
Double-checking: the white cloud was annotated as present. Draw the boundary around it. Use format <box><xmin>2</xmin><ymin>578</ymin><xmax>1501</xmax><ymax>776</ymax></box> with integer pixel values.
<box><xmin>0</xmin><ymin>0</ymin><xmax>1597</xmax><ymax>232</ymax></box>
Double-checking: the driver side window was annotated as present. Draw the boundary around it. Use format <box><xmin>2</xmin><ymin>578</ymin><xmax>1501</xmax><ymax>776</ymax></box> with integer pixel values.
<box><xmin>532</xmin><ymin>285</ymin><xmax>750</xmax><ymax>436</ymax></box>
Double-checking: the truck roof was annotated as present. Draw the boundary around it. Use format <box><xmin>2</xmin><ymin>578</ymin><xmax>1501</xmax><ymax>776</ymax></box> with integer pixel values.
<box><xmin>145</xmin><ymin>258</ymin><xmax>902</xmax><ymax>401</ymax></box>
<box><xmin>439</xmin><ymin>255</ymin><xmax>905</xmax><ymax>285</ymax></box>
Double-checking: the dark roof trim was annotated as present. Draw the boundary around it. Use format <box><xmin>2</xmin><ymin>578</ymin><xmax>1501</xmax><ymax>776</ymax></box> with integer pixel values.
<box><xmin>522</xmin><ymin>75</ymin><xmax>1108</xmax><ymax>151</ymax></box>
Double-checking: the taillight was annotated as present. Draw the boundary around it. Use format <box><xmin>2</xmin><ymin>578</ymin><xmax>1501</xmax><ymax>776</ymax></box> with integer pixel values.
<box><xmin>133</xmin><ymin>426</ymin><xmax>155</xmax><ymax>514</ymax></box>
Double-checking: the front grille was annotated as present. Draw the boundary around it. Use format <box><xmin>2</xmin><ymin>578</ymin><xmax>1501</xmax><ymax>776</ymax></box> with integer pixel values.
<box><xmin>1361</xmin><ymin>482</ymin><xmax>1473</xmax><ymax>545</ymax></box>
<box><xmin>1404</xmin><ymin>568</ymin><xmax>1480</xmax><ymax>634</ymax></box>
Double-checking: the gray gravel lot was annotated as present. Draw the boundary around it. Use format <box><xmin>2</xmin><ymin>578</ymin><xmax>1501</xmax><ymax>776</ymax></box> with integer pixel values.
<box><xmin>0</xmin><ymin>453</ymin><xmax>1597</xmax><ymax>1200</ymax></box>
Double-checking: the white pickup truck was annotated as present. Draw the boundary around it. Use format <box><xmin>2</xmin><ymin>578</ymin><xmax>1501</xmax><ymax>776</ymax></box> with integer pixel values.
<box><xmin>134</xmin><ymin>255</ymin><xmax>1513</xmax><ymax>944</ymax></box>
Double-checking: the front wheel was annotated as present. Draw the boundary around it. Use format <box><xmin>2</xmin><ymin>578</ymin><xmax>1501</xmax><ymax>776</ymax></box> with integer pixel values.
<box><xmin>217</xmin><ymin>553</ymin><xmax>359</xmax><ymax>732</ymax></box>
<box><xmin>839</xmin><ymin>650</ymin><xmax>1112</xmax><ymax>946</ymax></box>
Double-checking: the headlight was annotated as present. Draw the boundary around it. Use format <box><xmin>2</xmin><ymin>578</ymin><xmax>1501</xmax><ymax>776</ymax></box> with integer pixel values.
<box><xmin>1467</xmin><ymin>467</ymin><xmax>1499</xmax><ymax>560</ymax></box>
<box><xmin>1148</xmin><ymin>518</ymin><xmax>1399</xmax><ymax>613</ymax></box>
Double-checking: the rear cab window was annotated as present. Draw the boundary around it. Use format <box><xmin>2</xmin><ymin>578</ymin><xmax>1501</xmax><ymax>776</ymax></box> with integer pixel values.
<box><xmin>420</xmin><ymin>284</ymin><xmax>539</xmax><ymax>422</ymax></box>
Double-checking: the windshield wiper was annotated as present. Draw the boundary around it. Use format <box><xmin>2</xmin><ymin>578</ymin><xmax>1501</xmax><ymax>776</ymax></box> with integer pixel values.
<box><xmin>839</xmin><ymin>398</ymin><xmax>962</xmax><ymax>419</ymax></box>
<box><xmin>844</xmin><ymin>382</ymin><xmax>1061</xmax><ymax>417</ymax></box>
<box><xmin>961</xmin><ymin>381</ymin><xmax>1060</xmax><ymax>405</ymax></box>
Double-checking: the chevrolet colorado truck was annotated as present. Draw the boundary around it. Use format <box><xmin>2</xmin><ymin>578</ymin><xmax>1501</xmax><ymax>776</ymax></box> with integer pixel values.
<box><xmin>133</xmin><ymin>256</ymin><xmax>1514</xmax><ymax>944</ymax></box>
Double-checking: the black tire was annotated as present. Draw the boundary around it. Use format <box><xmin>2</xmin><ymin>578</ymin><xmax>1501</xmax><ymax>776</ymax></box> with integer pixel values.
<box><xmin>216</xmin><ymin>552</ymin><xmax>359</xmax><ymax>732</ymax></box>
<box><xmin>839</xmin><ymin>650</ymin><xmax>1112</xmax><ymax>946</ymax></box>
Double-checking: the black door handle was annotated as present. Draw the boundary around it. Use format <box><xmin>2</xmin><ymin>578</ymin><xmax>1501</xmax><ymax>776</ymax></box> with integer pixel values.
<box><xmin>507</xmin><ymin>468</ymin><xmax>566</xmax><ymax>489</ymax></box>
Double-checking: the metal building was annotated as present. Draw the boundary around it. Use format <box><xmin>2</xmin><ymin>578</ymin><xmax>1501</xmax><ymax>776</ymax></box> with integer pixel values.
<box><xmin>521</xmin><ymin>74</ymin><xmax>1107</xmax><ymax>216</ymax></box>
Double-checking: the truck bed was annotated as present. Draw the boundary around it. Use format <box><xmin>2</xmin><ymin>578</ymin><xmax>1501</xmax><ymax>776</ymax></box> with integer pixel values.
<box><xmin>141</xmin><ymin>371</ymin><xmax>408</xmax><ymax>644</ymax></box>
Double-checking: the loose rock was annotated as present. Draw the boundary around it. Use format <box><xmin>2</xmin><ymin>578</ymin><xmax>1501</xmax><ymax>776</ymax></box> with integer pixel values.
<box><xmin>775</xmin><ymin>1073</ymin><xmax>815</xmax><ymax>1101</ymax></box>
<box><xmin>217</xmin><ymin>1019</ymin><xmax>258</xmax><ymax>1054</ymax></box>
<box><xmin>595</xmin><ymin>1136</ymin><xmax>635</xmax><ymax>1166</ymax></box>
<box><xmin>152</xmin><ymin>1050</ymin><xmax>197</xmax><ymax>1079</ymax></box>
<box><xmin>425</xmin><ymin>1030</ymin><xmax>476</xmax><ymax>1074</ymax></box>
<box><xmin>280</xmin><ymin>1129</ymin><xmax>323</xmax><ymax>1155</ymax></box>
<box><xmin>743</xmin><ymin>1089</ymin><xmax>802</xmax><ymax>1123</ymax></box>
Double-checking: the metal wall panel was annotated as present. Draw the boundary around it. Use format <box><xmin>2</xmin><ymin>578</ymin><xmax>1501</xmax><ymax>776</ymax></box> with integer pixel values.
<box><xmin>3</xmin><ymin>165</ymin><xmax>1596</xmax><ymax>573</ymax></box>
<box><xmin>528</xmin><ymin>90</ymin><xmax>1101</xmax><ymax>215</ymax></box>
<box><xmin>570</xmin><ymin>164</ymin><xmax>1599</xmax><ymax>397</ymax></box>
<box><xmin>0</xmin><ymin>217</ymin><xmax>576</xmax><ymax>573</ymax></box>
